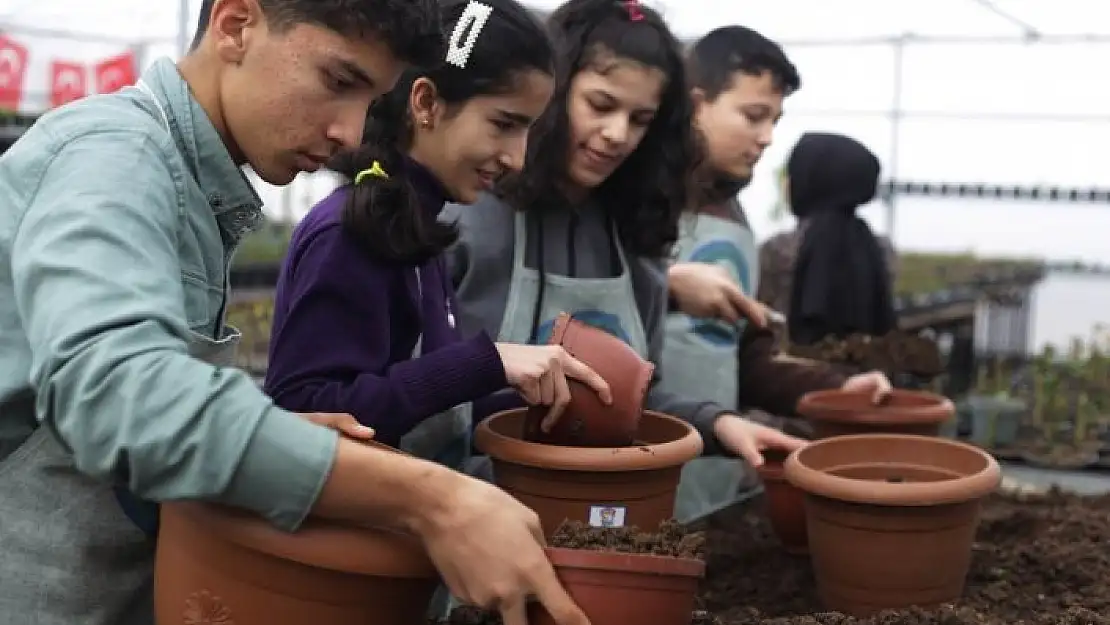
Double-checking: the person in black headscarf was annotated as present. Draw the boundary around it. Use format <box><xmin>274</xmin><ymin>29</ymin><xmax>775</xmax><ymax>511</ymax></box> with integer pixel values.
<box><xmin>773</xmin><ymin>131</ymin><xmax>897</xmax><ymax>345</ymax></box>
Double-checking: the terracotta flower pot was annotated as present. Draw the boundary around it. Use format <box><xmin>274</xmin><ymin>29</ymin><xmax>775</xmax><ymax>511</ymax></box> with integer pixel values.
<box><xmin>523</xmin><ymin>311</ymin><xmax>655</xmax><ymax>447</ymax></box>
<box><xmin>475</xmin><ymin>408</ymin><xmax>704</xmax><ymax>537</ymax></box>
<box><xmin>757</xmin><ymin>450</ymin><xmax>808</xmax><ymax>555</ymax></box>
<box><xmin>528</xmin><ymin>547</ymin><xmax>705</xmax><ymax>625</ymax></box>
<box><xmin>154</xmin><ymin>442</ymin><xmax>440</xmax><ymax>625</ymax></box>
<box><xmin>784</xmin><ymin>433</ymin><xmax>1001</xmax><ymax>616</ymax></box>
<box><xmin>797</xmin><ymin>388</ymin><xmax>955</xmax><ymax>439</ymax></box>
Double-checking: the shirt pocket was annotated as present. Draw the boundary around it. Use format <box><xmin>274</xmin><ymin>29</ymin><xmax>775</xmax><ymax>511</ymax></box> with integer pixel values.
<box><xmin>180</xmin><ymin>269</ymin><xmax>222</xmax><ymax>332</ymax></box>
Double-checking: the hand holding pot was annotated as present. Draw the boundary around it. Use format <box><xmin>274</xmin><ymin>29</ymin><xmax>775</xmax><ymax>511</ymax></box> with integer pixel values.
<box><xmin>667</xmin><ymin>261</ymin><xmax>772</xmax><ymax>327</ymax></box>
<box><xmin>712</xmin><ymin>414</ymin><xmax>807</xmax><ymax>468</ymax></box>
<box><xmin>839</xmin><ymin>370</ymin><xmax>893</xmax><ymax>405</ymax></box>
<box><xmin>418</xmin><ymin>475</ymin><xmax>590</xmax><ymax>625</ymax></box>
<box><xmin>496</xmin><ymin>342</ymin><xmax>613</xmax><ymax>430</ymax></box>
<box><xmin>297</xmin><ymin>412</ymin><xmax>375</xmax><ymax>441</ymax></box>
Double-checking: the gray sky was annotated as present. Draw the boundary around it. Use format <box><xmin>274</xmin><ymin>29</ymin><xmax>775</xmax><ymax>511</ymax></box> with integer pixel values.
<box><xmin>1</xmin><ymin>0</ymin><xmax>1108</xmax><ymax>261</ymax></box>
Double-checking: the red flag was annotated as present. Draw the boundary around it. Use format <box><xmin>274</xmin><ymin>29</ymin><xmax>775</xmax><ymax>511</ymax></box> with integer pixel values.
<box><xmin>93</xmin><ymin>51</ymin><xmax>137</xmax><ymax>95</ymax></box>
<box><xmin>0</xmin><ymin>35</ymin><xmax>29</xmax><ymax>111</ymax></box>
<box><xmin>50</xmin><ymin>60</ymin><xmax>87</xmax><ymax>108</ymax></box>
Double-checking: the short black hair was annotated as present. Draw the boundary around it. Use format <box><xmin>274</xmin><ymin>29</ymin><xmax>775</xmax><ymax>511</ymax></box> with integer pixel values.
<box><xmin>498</xmin><ymin>0</ymin><xmax>696</xmax><ymax>259</ymax></box>
<box><xmin>191</xmin><ymin>0</ymin><xmax>442</xmax><ymax>68</ymax></box>
<box><xmin>332</xmin><ymin>0</ymin><xmax>555</xmax><ymax>265</ymax></box>
<box><xmin>687</xmin><ymin>25</ymin><xmax>801</xmax><ymax>100</ymax></box>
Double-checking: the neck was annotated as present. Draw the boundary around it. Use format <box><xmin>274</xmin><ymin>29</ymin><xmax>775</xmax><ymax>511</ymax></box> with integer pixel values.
<box><xmin>177</xmin><ymin>52</ymin><xmax>245</xmax><ymax>165</ymax></box>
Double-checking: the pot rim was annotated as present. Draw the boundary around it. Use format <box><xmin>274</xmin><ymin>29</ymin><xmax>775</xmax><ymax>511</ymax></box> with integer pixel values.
<box><xmin>164</xmin><ymin>502</ymin><xmax>439</xmax><ymax>578</ymax></box>
<box><xmin>545</xmin><ymin>546</ymin><xmax>706</xmax><ymax>578</ymax></box>
<box><xmin>798</xmin><ymin>389</ymin><xmax>955</xmax><ymax>426</ymax></box>
<box><xmin>474</xmin><ymin>409</ymin><xmax>704</xmax><ymax>471</ymax></box>
<box><xmin>783</xmin><ymin>433</ymin><xmax>1001</xmax><ymax>507</ymax></box>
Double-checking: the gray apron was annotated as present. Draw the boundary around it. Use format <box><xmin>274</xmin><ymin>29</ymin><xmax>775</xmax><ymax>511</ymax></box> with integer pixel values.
<box><xmin>660</xmin><ymin>213</ymin><xmax>762</xmax><ymax>523</ymax></box>
<box><xmin>0</xmin><ymin>326</ymin><xmax>242</xmax><ymax>625</ymax></box>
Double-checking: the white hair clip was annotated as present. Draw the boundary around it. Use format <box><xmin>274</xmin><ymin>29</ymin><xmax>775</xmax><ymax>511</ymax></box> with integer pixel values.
<box><xmin>445</xmin><ymin>1</ymin><xmax>493</xmax><ymax>69</ymax></box>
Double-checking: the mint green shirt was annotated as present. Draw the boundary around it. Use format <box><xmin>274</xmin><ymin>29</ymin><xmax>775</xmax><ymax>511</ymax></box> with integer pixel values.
<box><xmin>0</xmin><ymin>57</ymin><xmax>336</xmax><ymax>531</ymax></box>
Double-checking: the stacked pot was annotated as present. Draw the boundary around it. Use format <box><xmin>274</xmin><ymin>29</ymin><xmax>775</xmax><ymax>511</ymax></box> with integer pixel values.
<box><xmin>762</xmin><ymin>388</ymin><xmax>1002</xmax><ymax>617</ymax></box>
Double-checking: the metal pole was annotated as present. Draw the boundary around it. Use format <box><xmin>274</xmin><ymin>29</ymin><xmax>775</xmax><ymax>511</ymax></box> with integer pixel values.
<box><xmin>177</xmin><ymin>0</ymin><xmax>191</xmax><ymax>57</ymax></box>
<box><xmin>886</xmin><ymin>36</ymin><xmax>906</xmax><ymax>244</ymax></box>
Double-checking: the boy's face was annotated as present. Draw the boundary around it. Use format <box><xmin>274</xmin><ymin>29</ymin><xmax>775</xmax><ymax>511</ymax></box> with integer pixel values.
<box><xmin>208</xmin><ymin>0</ymin><xmax>406</xmax><ymax>185</ymax></box>
<box><xmin>692</xmin><ymin>70</ymin><xmax>784</xmax><ymax>181</ymax></box>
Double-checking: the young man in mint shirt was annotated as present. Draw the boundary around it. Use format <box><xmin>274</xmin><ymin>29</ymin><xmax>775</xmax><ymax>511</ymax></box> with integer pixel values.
<box><xmin>0</xmin><ymin>2</ymin><xmax>590</xmax><ymax>625</ymax></box>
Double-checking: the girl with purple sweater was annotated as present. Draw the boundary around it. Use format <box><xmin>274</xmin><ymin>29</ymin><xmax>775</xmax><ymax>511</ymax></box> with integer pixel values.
<box><xmin>263</xmin><ymin>0</ymin><xmax>611</xmax><ymax>470</ymax></box>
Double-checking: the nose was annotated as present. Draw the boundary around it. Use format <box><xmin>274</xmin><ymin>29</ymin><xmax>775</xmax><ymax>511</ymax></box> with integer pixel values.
<box><xmin>599</xmin><ymin>114</ymin><xmax>630</xmax><ymax>146</ymax></box>
<box><xmin>327</xmin><ymin>102</ymin><xmax>368</xmax><ymax>152</ymax></box>
<box><xmin>756</xmin><ymin>121</ymin><xmax>775</xmax><ymax>148</ymax></box>
<box><xmin>499</xmin><ymin>133</ymin><xmax>530</xmax><ymax>173</ymax></box>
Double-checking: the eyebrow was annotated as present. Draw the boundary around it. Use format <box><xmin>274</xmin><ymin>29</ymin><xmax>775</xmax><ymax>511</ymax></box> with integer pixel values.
<box><xmin>497</xmin><ymin>109</ymin><xmax>535</xmax><ymax>126</ymax></box>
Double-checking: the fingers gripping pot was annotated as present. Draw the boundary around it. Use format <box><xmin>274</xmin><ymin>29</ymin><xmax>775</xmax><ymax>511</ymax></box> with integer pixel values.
<box><xmin>523</xmin><ymin>312</ymin><xmax>655</xmax><ymax>447</ymax></box>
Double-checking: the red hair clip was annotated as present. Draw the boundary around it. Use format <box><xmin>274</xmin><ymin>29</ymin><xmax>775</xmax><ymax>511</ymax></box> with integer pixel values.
<box><xmin>623</xmin><ymin>0</ymin><xmax>644</xmax><ymax>21</ymax></box>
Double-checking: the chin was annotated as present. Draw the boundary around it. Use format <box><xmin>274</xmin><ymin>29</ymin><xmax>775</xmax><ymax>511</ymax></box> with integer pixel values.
<box><xmin>253</xmin><ymin>165</ymin><xmax>298</xmax><ymax>187</ymax></box>
<box><xmin>568</xmin><ymin>166</ymin><xmax>606</xmax><ymax>191</ymax></box>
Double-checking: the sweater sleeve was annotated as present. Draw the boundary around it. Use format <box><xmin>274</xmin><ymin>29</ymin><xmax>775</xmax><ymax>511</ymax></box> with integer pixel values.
<box><xmin>264</xmin><ymin>226</ymin><xmax>507</xmax><ymax>446</ymax></box>
<box><xmin>735</xmin><ymin>326</ymin><xmax>846</xmax><ymax>416</ymax></box>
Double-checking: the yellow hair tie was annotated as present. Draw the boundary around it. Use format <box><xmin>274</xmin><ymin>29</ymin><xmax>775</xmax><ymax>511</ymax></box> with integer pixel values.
<box><xmin>354</xmin><ymin>161</ymin><xmax>390</xmax><ymax>184</ymax></box>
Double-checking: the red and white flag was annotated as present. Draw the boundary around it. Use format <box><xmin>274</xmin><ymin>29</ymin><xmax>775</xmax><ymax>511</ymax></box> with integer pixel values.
<box><xmin>94</xmin><ymin>51</ymin><xmax>137</xmax><ymax>95</ymax></box>
<box><xmin>0</xmin><ymin>35</ymin><xmax>29</xmax><ymax>111</ymax></box>
<box><xmin>50</xmin><ymin>60</ymin><xmax>87</xmax><ymax>108</ymax></box>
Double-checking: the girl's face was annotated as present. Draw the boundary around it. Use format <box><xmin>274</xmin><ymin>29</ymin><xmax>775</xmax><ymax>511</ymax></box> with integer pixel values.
<box><xmin>564</xmin><ymin>57</ymin><xmax>666</xmax><ymax>192</ymax></box>
<box><xmin>411</xmin><ymin>69</ymin><xmax>554</xmax><ymax>204</ymax></box>
<box><xmin>692</xmin><ymin>70</ymin><xmax>784</xmax><ymax>180</ymax></box>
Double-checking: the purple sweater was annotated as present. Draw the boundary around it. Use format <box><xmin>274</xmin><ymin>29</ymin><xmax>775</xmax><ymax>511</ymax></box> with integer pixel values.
<box><xmin>263</xmin><ymin>161</ymin><xmax>508</xmax><ymax>447</ymax></box>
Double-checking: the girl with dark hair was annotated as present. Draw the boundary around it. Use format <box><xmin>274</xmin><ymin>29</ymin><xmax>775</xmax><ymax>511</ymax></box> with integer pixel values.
<box><xmin>444</xmin><ymin>0</ymin><xmax>805</xmax><ymax>496</ymax></box>
<box><xmin>264</xmin><ymin>0</ymin><xmax>615</xmax><ymax>491</ymax></box>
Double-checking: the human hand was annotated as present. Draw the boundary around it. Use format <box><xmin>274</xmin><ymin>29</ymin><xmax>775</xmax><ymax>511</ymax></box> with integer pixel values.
<box><xmin>298</xmin><ymin>412</ymin><xmax>375</xmax><ymax>441</ymax></box>
<box><xmin>495</xmin><ymin>343</ymin><xmax>613</xmax><ymax>431</ymax></box>
<box><xmin>712</xmin><ymin>414</ymin><xmax>807</xmax><ymax>468</ymax></box>
<box><xmin>840</xmin><ymin>371</ymin><xmax>893</xmax><ymax>405</ymax></box>
<box><xmin>419</xmin><ymin>476</ymin><xmax>590</xmax><ymax>625</ymax></box>
<box><xmin>667</xmin><ymin>262</ymin><xmax>774</xmax><ymax>327</ymax></box>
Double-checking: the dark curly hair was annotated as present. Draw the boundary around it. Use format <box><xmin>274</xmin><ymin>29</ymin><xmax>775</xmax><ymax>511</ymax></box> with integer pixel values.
<box><xmin>497</xmin><ymin>0</ymin><xmax>696</xmax><ymax>259</ymax></box>
<box><xmin>192</xmin><ymin>0</ymin><xmax>442</xmax><ymax>67</ymax></box>
<box><xmin>330</xmin><ymin>0</ymin><xmax>555</xmax><ymax>265</ymax></box>
<box><xmin>686</xmin><ymin>25</ymin><xmax>801</xmax><ymax>100</ymax></box>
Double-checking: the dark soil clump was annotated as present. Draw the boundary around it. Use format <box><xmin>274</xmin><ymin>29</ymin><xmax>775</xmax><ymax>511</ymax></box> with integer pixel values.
<box><xmin>549</xmin><ymin>518</ymin><xmax>705</xmax><ymax>559</ymax></box>
<box><xmin>699</xmin><ymin>487</ymin><xmax>1110</xmax><ymax>624</ymax></box>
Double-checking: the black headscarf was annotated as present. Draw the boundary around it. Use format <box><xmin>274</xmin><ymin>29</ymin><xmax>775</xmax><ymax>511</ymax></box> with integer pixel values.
<box><xmin>785</xmin><ymin>132</ymin><xmax>896</xmax><ymax>345</ymax></box>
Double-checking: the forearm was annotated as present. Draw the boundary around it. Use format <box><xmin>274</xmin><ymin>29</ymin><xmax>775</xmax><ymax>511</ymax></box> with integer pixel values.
<box><xmin>644</xmin><ymin>385</ymin><xmax>725</xmax><ymax>455</ymax></box>
<box><xmin>737</xmin><ymin>328</ymin><xmax>845</xmax><ymax>416</ymax></box>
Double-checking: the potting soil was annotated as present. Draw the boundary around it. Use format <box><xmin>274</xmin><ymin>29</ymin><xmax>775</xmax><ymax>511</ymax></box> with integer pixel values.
<box><xmin>548</xmin><ymin>518</ymin><xmax>705</xmax><ymax>558</ymax></box>
<box><xmin>698</xmin><ymin>488</ymin><xmax>1110</xmax><ymax>624</ymax></box>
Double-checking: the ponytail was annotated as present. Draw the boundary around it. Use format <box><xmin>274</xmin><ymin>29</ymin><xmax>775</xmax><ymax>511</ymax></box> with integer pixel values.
<box><xmin>333</xmin><ymin>73</ymin><xmax>458</xmax><ymax>265</ymax></box>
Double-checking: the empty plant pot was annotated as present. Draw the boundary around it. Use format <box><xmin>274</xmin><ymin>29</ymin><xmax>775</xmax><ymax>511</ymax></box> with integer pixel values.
<box><xmin>798</xmin><ymin>388</ymin><xmax>955</xmax><ymax>439</ymax></box>
<box><xmin>523</xmin><ymin>311</ymin><xmax>655</xmax><ymax>447</ymax></box>
<box><xmin>757</xmin><ymin>450</ymin><xmax>808</xmax><ymax>555</ymax></box>
<box><xmin>784</xmin><ymin>433</ymin><xmax>1001</xmax><ymax>617</ymax></box>
<box><xmin>528</xmin><ymin>547</ymin><xmax>705</xmax><ymax>625</ymax></box>
<box><xmin>154</xmin><ymin>441</ymin><xmax>440</xmax><ymax>625</ymax></box>
<box><xmin>475</xmin><ymin>408</ymin><xmax>703</xmax><ymax>537</ymax></box>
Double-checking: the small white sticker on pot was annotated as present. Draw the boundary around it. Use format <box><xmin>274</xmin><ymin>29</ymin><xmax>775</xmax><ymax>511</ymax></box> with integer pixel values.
<box><xmin>588</xmin><ymin>505</ymin><xmax>627</xmax><ymax>528</ymax></box>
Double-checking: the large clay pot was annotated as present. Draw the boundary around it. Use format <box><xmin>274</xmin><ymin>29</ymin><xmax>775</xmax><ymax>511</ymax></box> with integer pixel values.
<box><xmin>154</xmin><ymin>442</ymin><xmax>440</xmax><ymax>625</ymax></box>
<box><xmin>528</xmin><ymin>547</ymin><xmax>705</xmax><ymax>625</ymax></box>
<box><xmin>757</xmin><ymin>450</ymin><xmax>808</xmax><ymax>555</ymax></box>
<box><xmin>797</xmin><ymin>388</ymin><xmax>955</xmax><ymax>439</ymax></box>
<box><xmin>784</xmin><ymin>433</ymin><xmax>1001</xmax><ymax>616</ymax></box>
<box><xmin>524</xmin><ymin>311</ymin><xmax>655</xmax><ymax>447</ymax></box>
<box><xmin>476</xmin><ymin>408</ymin><xmax>703</xmax><ymax>537</ymax></box>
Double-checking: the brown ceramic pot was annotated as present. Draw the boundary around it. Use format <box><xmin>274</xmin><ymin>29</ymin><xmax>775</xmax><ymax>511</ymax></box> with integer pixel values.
<box><xmin>523</xmin><ymin>311</ymin><xmax>655</xmax><ymax>447</ymax></box>
<box><xmin>784</xmin><ymin>433</ymin><xmax>1001</xmax><ymax>616</ymax></box>
<box><xmin>528</xmin><ymin>547</ymin><xmax>705</xmax><ymax>625</ymax></box>
<box><xmin>154</xmin><ymin>442</ymin><xmax>440</xmax><ymax>625</ymax></box>
<box><xmin>476</xmin><ymin>408</ymin><xmax>704</xmax><ymax>537</ymax></box>
<box><xmin>797</xmin><ymin>388</ymin><xmax>955</xmax><ymax>439</ymax></box>
<box><xmin>757</xmin><ymin>450</ymin><xmax>808</xmax><ymax>555</ymax></box>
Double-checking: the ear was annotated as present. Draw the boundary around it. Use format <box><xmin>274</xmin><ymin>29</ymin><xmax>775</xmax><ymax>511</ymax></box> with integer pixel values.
<box><xmin>209</xmin><ymin>0</ymin><xmax>263</xmax><ymax>65</ymax></box>
<box><xmin>409</xmin><ymin>77</ymin><xmax>442</xmax><ymax>128</ymax></box>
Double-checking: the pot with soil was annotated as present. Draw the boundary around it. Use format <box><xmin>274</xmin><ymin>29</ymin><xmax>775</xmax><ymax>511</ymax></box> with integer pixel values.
<box><xmin>443</xmin><ymin>520</ymin><xmax>706</xmax><ymax>625</ymax></box>
<box><xmin>523</xmin><ymin>311</ymin><xmax>655</xmax><ymax>447</ymax></box>
<box><xmin>475</xmin><ymin>408</ymin><xmax>703</xmax><ymax>537</ymax></box>
<box><xmin>784</xmin><ymin>433</ymin><xmax>1001</xmax><ymax>616</ymax></box>
<box><xmin>756</xmin><ymin>449</ymin><xmax>808</xmax><ymax>555</ymax></box>
<box><xmin>797</xmin><ymin>388</ymin><xmax>955</xmax><ymax>439</ymax></box>
<box><xmin>155</xmin><ymin>442</ymin><xmax>440</xmax><ymax>625</ymax></box>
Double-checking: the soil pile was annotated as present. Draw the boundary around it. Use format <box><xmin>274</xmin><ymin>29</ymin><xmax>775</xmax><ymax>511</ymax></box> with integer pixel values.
<box><xmin>548</xmin><ymin>519</ymin><xmax>705</xmax><ymax>558</ymax></box>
